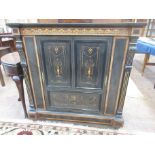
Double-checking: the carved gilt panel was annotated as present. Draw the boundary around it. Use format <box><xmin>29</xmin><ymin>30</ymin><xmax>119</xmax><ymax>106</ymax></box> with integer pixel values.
<box><xmin>75</xmin><ymin>40</ymin><xmax>107</xmax><ymax>89</ymax></box>
<box><xmin>42</xmin><ymin>40</ymin><xmax>71</xmax><ymax>87</ymax></box>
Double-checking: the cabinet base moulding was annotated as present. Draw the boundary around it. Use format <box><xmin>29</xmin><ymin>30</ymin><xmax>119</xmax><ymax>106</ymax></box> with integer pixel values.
<box><xmin>28</xmin><ymin>111</ymin><xmax>124</xmax><ymax>128</ymax></box>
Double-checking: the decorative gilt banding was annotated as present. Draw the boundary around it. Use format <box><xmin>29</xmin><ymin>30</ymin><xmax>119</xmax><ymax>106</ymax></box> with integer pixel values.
<box><xmin>20</xmin><ymin>27</ymin><xmax>129</xmax><ymax>36</ymax></box>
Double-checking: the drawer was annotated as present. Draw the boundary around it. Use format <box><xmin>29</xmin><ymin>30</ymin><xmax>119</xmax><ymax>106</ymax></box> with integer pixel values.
<box><xmin>47</xmin><ymin>92</ymin><xmax>101</xmax><ymax>113</ymax></box>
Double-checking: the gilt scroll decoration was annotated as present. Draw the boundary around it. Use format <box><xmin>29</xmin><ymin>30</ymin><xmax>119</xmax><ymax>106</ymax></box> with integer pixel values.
<box><xmin>20</xmin><ymin>27</ymin><xmax>129</xmax><ymax>36</ymax></box>
<box><xmin>81</xmin><ymin>46</ymin><xmax>99</xmax><ymax>83</ymax></box>
<box><xmin>48</xmin><ymin>45</ymin><xmax>65</xmax><ymax>80</ymax></box>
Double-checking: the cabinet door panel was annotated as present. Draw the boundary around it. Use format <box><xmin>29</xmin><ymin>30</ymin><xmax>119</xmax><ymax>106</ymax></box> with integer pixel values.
<box><xmin>41</xmin><ymin>40</ymin><xmax>71</xmax><ymax>87</ymax></box>
<box><xmin>74</xmin><ymin>39</ymin><xmax>107</xmax><ymax>89</ymax></box>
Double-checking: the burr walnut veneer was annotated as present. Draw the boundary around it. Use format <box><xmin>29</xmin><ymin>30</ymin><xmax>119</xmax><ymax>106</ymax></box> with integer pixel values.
<box><xmin>7</xmin><ymin>23</ymin><xmax>146</xmax><ymax>127</ymax></box>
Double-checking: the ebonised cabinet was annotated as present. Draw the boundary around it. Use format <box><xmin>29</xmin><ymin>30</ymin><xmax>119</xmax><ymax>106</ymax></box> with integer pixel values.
<box><xmin>7</xmin><ymin>22</ymin><xmax>146</xmax><ymax>127</ymax></box>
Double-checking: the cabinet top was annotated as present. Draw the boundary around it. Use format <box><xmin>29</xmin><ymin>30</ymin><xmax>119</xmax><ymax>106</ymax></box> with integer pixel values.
<box><xmin>7</xmin><ymin>22</ymin><xmax>146</xmax><ymax>28</ymax></box>
<box><xmin>7</xmin><ymin>23</ymin><xmax>146</xmax><ymax>37</ymax></box>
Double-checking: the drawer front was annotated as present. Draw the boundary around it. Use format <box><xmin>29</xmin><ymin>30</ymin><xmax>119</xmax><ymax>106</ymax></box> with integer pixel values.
<box><xmin>47</xmin><ymin>92</ymin><xmax>101</xmax><ymax>113</ymax></box>
<box><xmin>41</xmin><ymin>39</ymin><xmax>71</xmax><ymax>87</ymax></box>
<box><xmin>74</xmin><ymin>38</ymin><xmax>108</xmax><ymax>89</ymax></box>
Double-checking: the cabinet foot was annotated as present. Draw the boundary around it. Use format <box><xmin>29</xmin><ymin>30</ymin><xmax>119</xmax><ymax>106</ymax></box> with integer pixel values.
<box><xmin>111</xmin><ymin>118</ymin><xmax>124</xmax><ymax>128</ymax></box>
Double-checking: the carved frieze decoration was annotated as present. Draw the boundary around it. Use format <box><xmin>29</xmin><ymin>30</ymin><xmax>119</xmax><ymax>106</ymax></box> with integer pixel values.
<box><xmin>19</xmin><ymin>27</ymin><xmax>130</xmax><ymax>36</ymax></box>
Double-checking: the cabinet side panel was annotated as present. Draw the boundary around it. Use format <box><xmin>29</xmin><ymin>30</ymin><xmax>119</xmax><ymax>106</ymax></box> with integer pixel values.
<box><xmin>15</xmin><ymin>36</ymin><xmax>35</xmax><ymax>109</ymax></box>
<box><xmin>24</xmin><ymin>37</ymin><xmax>44</xmax><ymax>108</ymax></box>
<box><xmin>116</xmin><ymin>41</ymin><xmax>135</xmax><ymax>116</ymax></box>
<box><xmin>105</xmin><ymin>38</ymin><xmax>127</xmax><ymax>115</ymax></box>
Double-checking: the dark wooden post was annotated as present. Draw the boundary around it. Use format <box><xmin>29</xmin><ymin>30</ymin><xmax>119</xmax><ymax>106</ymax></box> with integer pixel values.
<box><xmin>14</xmin><ymin>30</ymin><xmax>35</xmax><ymax>114</ymax></box>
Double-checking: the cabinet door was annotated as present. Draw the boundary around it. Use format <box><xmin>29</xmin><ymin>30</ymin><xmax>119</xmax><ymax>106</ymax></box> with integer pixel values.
<box><xmin>74</xmin><ymin>37</ymin><xmax>108</xmax><ymax>89</ymax></box>
<box><xmin>39</xmin><ymin>37</ymin><xmax>72</xmax><ymax>88</ymax></box>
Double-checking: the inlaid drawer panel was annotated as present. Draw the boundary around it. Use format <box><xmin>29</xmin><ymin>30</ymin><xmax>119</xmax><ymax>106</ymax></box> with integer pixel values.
<box><xmin>47</xmin><ymin>92</ymin><xmax>101</xmax><ymax>112</ymax></box>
